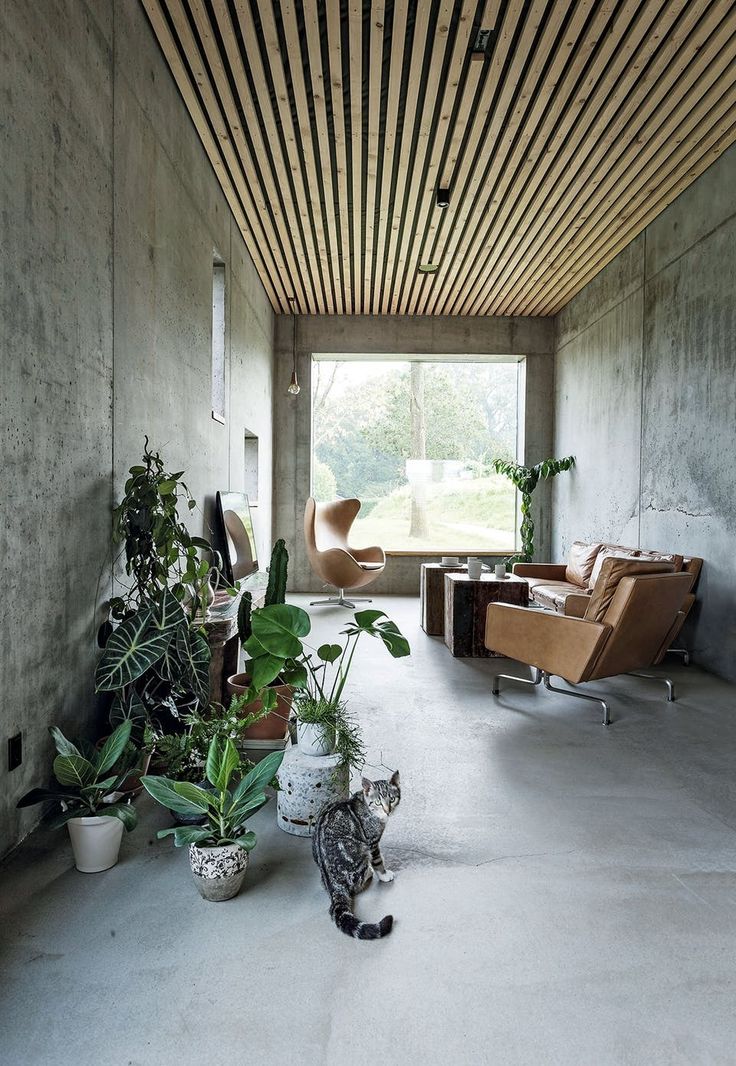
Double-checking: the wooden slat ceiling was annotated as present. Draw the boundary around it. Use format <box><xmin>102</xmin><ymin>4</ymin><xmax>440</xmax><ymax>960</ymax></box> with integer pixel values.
<box><xmin>142</xmin><ymin>0</ymin><xmax>736</xmax><ymax>316</ymax></box>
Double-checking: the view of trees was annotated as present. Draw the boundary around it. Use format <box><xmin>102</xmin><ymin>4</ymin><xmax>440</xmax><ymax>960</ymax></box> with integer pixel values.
<box><xmin>312</xmin><ymin>360</ymin><xmax>520</xmax><ymax>551</ymax></box>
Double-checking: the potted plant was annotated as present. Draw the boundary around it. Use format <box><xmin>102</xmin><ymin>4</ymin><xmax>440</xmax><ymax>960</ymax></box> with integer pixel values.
<box><xmin>491</xmin><ymin>455</ymin><xmax>575</xmax><ymax>562</ymax></box>
<box><xmin>142</xmin><ymin>740</ymin><xmax>284</xmax><ymax>901</ymax></box>
<box><xmin>17</xmin><ymin>720</ymin><xmax>139</xmax><ymax>873</ymax></box>
<box><xmin>227</xmin><ymin>539</ymin><xmax>294</xmax><ymax>741</ymax></box>
<box><xmin>243</xmin><ymin>605</ymin><xmax>409</xmax><ymax>769</ymax></box>
<box><xmin>96</xmin><ymin>441</ymin><xmax>216</xmax><ymax>735</ymax></box>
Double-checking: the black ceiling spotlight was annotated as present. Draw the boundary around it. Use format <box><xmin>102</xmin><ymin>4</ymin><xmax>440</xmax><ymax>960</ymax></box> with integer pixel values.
<box><xmin>471</xmin><ymin>27</ymin><xmax>494</xmax><ymax>61</ymax></box>
<box><xmin>436</xmin><ymin>188</ymin><xmax>450</xmax><ymax>209</ymax></box>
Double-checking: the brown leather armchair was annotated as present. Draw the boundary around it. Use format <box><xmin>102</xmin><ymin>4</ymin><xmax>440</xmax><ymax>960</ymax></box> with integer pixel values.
<box><xmin>304</xmin><ymin>497</ymin><xmax>386</xmax><ymax>608</ymax></box>
<box><xmin>485</xmin><ymin>557</ymin><xmax>693</xmax><ymax>724</ymax></box>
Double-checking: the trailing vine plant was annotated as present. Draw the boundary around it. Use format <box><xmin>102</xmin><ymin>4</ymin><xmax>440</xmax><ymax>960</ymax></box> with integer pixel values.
<box><xmin>492</xmin><ymin>455</ymin><xmax>575</xmax><ymax>562</ymax></box>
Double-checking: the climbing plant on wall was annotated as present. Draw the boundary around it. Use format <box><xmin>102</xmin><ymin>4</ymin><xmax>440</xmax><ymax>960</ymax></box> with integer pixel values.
<box><xmin>492</xmin><ymin>456</ymin><xmax>576</xmax><ymax>562</ymax></box>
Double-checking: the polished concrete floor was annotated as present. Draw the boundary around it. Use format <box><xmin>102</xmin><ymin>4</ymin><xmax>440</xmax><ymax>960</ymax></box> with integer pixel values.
<box><xmin>2</xmin><ymin>595</ymin><xmax>736</xmax><ymax>1065</ymax></box>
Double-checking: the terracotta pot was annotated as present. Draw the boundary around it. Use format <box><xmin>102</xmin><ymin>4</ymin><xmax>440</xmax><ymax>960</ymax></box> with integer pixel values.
<box><xmin>226</xmin><ymin>673</ymin><xmax>293</xmax><ymax>740</ymax></box>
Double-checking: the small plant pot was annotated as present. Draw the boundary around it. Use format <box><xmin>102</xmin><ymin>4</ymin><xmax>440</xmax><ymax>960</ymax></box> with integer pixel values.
<box><xmin>296</xmin><ymin>719</ymin><xmax>335</xmax><ymax>758</ymax></box>
<box><xmin>67</xmin><ymin>816</ymin><xmax>125</xmax><ymax>873</ymax></box>
<box><xmin>227</xmin><ymin>673</ymin><xmax>293</xmax><ymax>741</ymax></box>
<box><xmin>189</xmin><ymin>842</ymin><xmax>249</xmax><ymax>901</ymax></box>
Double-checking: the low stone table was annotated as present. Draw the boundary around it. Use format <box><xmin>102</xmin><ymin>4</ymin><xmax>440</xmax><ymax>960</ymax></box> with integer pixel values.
<box><xmin>276</xmin><ymin>745</ymin><xmax>349</xmax><ymax>837</ymax></box>
<box><xmin>444</xmin><ymin>572</ymin><xmax>529</xmax><ymax>657</ymax></box>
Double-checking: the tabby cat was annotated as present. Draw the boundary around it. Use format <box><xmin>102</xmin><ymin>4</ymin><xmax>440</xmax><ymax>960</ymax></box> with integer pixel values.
<box><xmin>312</xmin><ymin>772</ymin><xmax>401</xmax><ymax>939</ymax></box>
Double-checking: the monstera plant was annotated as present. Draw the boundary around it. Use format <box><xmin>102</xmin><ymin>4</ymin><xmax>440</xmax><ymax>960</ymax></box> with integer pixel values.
<box><xmin>96</xmin><ymin>442</ymin><xmax>214</xmax><ymax>731</ymax></box>
<box><xmin>492</xmin><ymin>455</ymin><xmax>575</xmax><ymax>562</ymax></box>
<box><xmin>241</xmin><ymin>604</ymin><xmax>410</xmax><ymax>766</ymax></box>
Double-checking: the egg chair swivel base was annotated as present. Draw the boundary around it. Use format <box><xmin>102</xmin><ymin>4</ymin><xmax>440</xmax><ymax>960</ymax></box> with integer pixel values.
<box><xmin>304</xmin><ymin>497</ymin><xmax>386</xmax><ymax>611</ymax></box>
<box><xmin>309</xmin><ymin>589</ymin><xmax>374</xmax><ymax>609</ymax></box>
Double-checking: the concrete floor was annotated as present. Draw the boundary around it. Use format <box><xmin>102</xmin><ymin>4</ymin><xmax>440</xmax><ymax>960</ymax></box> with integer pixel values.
<box><xmin>2</xmin><ymin>595</ymin><xmax>736</xmax><ymax>1065</ymax></box>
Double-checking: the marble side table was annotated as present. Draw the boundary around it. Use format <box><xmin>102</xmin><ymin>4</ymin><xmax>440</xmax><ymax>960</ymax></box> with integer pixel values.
<box><xmin>276</xmin><ymin>745</ymin><xmax>349</xmax><ymax>837</ymax></box>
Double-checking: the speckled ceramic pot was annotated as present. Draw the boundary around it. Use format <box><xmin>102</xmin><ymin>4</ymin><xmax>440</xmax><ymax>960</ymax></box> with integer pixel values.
<box><xmin>276</xmin><ymin>745</ymin><xmax>349</xmax><ymax>837</ymax></box>
<box><xmin>188</xmin><ymin>842</ymin><xmax>249</xmax><ymax>901</ymax></box>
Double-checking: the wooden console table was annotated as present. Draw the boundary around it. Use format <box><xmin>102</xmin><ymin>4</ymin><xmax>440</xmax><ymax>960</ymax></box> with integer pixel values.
<box><xmin>204</xmin><ymin>579</ymin><xmax>266</xmax><ymax>707</ymax></box>
<box><xmin>420</xmin><ymin>563</ymin><xmax>467</xmax><ymax>635</ymax></box>
<box><xmin>444</xmin><ymin>572</ymin><xmax>528</xmax><ymax>657</ymax></box>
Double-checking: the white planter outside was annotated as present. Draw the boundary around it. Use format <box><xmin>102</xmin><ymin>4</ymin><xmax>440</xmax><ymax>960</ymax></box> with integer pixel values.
<box><xmin>297</xmin><ymin>719</ymin><xmax>334</xmax><ymax>757</ymax></box>
<box><xmin>189</xmin><ymin>842</ymin><xmax>249</xmax><ymax>901</ymax></box>
<box><xmin>67</xmin><ymin>816</ymin><xmax>124</xmax><ymax>873</ymax></box>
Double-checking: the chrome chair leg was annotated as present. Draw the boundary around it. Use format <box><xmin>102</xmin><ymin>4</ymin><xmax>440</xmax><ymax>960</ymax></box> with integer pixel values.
<box><xmin>492</xmin><ymin>667</ymin><xmax>542</xmax><ymax>696</ymax></box>
<box><xmin>309</xmin><ymin>588</ymin><xmax>372</xmax><ymax>609</ymax></box>
<box><xmin>543</xmin><ymin>673</ymin><xmax>611</xmax><ymax>726</ymax></box>
<box><xmin>629</xmin><ymin>671</ymin><xmax>676</xmax><ymax>702</ymax></box>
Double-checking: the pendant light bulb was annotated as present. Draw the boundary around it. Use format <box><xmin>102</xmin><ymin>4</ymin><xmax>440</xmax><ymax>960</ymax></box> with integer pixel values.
<box><xmin>286</xmin><ymin>296</ymin><xmax>300</xmax><ymax>396</ymax></box>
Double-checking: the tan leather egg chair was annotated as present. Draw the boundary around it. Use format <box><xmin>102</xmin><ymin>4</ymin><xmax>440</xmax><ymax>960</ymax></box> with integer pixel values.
<box><xmin>485</xmin><ymin>558</ymin><xmax>693</xmax><ymax>725</ymax></box>
<box><xmin>304</xmin><ymin>497</ymin><xmax>386</xmax><ymax>608</ymax></box>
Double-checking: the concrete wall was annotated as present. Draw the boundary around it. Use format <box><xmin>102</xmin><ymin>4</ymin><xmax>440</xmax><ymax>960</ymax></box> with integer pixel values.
<box><xmin>0</xmin><ymin>0</ymin><xmax>273</xmax><ymax>858</ymax></box>
<box><xmin>553</xmin><ymin>143</ymin><xmax>736</xmax><ymax>679</ymax></box>
<box><xmin>273</xmin><ymin>315</ymin><xmax>555</xmax><ymax>593</ymax></box>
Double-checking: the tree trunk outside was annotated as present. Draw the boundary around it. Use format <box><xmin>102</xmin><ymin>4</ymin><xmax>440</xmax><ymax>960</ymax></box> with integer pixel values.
<box><xmin>409</xmin><ymin>363</ymin><xmax>429</xmax><ymax>539</ymax></box>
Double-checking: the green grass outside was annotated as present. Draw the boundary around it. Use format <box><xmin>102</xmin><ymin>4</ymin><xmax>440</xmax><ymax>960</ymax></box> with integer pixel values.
<box><xmin>350</xmin><ymin>476</ymin><xmax>517</xmax><ymax>553</ymax></box>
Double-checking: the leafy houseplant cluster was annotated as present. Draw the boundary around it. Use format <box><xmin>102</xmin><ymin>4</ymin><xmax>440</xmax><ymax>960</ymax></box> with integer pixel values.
<box><xmin>240</xmin><ymin>604</ymin><xmax>410</xmax><ymax>769</ymax></box>
<box><xmin>492</xmin><ymin>456</ymin><xmax>576</xmax><ymax>562</ymax></box>
<box><xmin>96</xmin><ymin>440</ymin><xmax>215</xmax><ymax>729</ymax></box>
<box><xmin>142</xmin><ymin>740</ymin><xmax>284</xmax><ymax>901</ymax></box>
<box><xmin>18</xmin><ymin>721</ymin><xmax>140</xmax><ymax>873</ymax></box>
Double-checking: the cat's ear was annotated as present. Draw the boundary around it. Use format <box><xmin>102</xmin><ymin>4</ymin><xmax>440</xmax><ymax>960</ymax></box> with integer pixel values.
<box><xmin>361</xmin><ymin>777</ymin><xmax>374</xmax><ymax>794</ymax></box>
<box><xmin>390</xmin><ymin>770</ymin><xmax>400</xmax><ymax>787</ymax></box>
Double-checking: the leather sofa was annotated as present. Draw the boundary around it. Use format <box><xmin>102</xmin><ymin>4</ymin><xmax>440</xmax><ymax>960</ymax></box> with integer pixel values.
<box><xmin>513</xmin><ymin>541</ymin><xmax>702</xmax><ymax>664</ymax></box>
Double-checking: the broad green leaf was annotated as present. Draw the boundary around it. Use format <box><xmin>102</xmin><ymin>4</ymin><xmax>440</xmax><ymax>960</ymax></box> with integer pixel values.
<box><xmin>98</xmin><ymin>803</ymin><xmax>138</xmax><ymax>831</ymax></box>
<box><xmin>53</xmin><ymin>754</ymin><xmax>96</xmax><ymax>788</ymax></box>
<box><xmin>243</xmin><ymin>632</ymin><xmax>267</xmax><ymax>658</ymax></box>
<box><xmin>233</xmin><ymin>831</ymin><xmax>257</xmax><ymax>851</ymax></box>
<box><xmin>95</xmin><ymin>720</ymin><xmax>133</xmax><ymax>775</ymax></box>
<box><xmin>16</xmin><ymin>787</ymin><xmax>79</xmax><ymax>808</ymax></box>
<box><xmin>317</xmin><ymin>643</ymin><xmax>342</xmax><ymax>663</ymax></box>
<box><xmin>227</xmin><ymin>793</ymin><xmax>268</xmax><ymax>827</ymax></box>
<box><xmin>176</xmin><ymin>625</ymin><xmax>211</xmax><ymax>702</ymax></box>
<box><xmin>261</xmin><ymin>687</ymin><xmax>278</xmax><ymax>712</ymax></box>
<box><xmin>352</xmin><ymin>609</ymin><xmax>386</xmax><ymax>628</ymax></box>
<box><xmin>206</xmin><ymin>736</ymin><xmax>239</xmax><ymax>791</ymax></box>
<box><xmin>374</xmin><ymin>621</ymin><xmax>411</xmax><ymax>658</ymax></box>
<box><xmin>231</xmin><ymin>749</ymin><xmax>284</xmax><ymax>805</ymax></box>
<box><xmin>152</xmin><ymin>588</ymin><xmax>186</xmax><ymax>635</ymax></box>
<box><xmin>173</xmin><ymin>781</ymin><xmax>216</xmax><ymax>811</ymax></box>
<box><xmin>157</xmin><ymin>826</ymin><xmax>213</xmax><ymax>847</ymax></box>
<box><xmin>95</xmin><ymin>608</ymin><xmax>172</xmax><ymax>691</ymax></box>
<box><xmin>158</xmin><ymin>480</ymin><xmax>176</xmax><ymax>495</ymax></box>
<box><xmin>250</xmin><ymin>653</ymin><xmax>284</xmax><ymax>691</ymax></box>
<box><xmin>281</xmin><ymin>663</ymin><xmax>308</xmax><ymax>689</ymax></box>
<box><xmin>250</xmin><ymin>604</ymin><xmax>310</xmax><ymax>657</ymax></box>
<box><xmin>49</xmin><ymin>726</ymin><xmax>81</xmax><ymax>758</ymax></box>
<box><xmin>142</xmin><ymin>775</ymin><xmax>205</xmax><ymax>816</ymax></box>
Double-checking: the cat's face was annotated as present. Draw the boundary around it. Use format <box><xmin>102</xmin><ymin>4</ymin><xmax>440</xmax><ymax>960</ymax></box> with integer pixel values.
<box><xmin>362</xmin><ymin>771</ymin><xmax>400</xmax><ymax>820</ymax></box>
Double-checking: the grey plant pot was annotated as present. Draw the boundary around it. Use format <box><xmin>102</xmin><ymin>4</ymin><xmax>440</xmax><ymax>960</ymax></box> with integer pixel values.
<box><xmin>188</xmin><ymin>842</ymin><xmax>249</xmax><ymax>901</ymax></box>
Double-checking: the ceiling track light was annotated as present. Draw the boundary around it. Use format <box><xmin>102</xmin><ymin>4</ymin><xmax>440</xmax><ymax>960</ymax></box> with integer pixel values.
<box><xmin>436</xmin><ymin>188</ymin><xmax>450</xmax><ymax>209</ymax></box>
<box><xmin>471</xmin><ymin>27</ymin><xmax>494</xmax><ymax>61</ymax></box>
<box><xmin>418</xmin><ymin>263</ymin><xmax>440</xmax><ymax>274</ymax></box>
<box><xmin>287</xmin><ymin>297</ymin><xmax>300</xmax><ymax>396</ymax></box>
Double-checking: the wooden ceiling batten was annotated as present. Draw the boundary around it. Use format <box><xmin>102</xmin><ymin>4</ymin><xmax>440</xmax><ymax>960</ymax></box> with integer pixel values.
<box><xmin>141</xmin><ymin>0</ymin><xmax>736</xmax><ymax>316</ymax></box>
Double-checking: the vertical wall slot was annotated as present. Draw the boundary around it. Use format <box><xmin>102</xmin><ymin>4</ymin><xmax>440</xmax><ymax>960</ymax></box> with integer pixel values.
<box><xmin>8</xmin><ymin>733</ymin><xmax>22</xmax><ymax>772</ymax></box>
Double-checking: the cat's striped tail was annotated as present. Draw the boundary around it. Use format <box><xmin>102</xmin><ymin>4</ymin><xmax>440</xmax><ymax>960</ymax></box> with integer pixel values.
<box><xmin>330</xmin><ymin>891</ymin><xmax>393</xmax><ymax>940</ymax></box>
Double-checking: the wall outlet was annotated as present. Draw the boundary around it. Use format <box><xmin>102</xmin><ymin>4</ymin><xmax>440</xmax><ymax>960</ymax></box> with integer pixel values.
<box><xmin>8</xmin><ymin>733</ymin><xmax>22</xmax><ymax>772</ymax></box>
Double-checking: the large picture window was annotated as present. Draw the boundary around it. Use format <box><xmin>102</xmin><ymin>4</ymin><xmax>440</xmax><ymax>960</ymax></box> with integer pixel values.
<box><xmin>311</xmin><ymin>358</ymin><xmax>520</xmax><ymax>552</ymax></box>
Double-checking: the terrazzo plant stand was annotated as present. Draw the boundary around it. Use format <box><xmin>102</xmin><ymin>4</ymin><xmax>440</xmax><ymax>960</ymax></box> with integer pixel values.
<box><xmin>276</xmin><ymin>745</ymin><xmax>349</xmax><ymax>837</ymax></box>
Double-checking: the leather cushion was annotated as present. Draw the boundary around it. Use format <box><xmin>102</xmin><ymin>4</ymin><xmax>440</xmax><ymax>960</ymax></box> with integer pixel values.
<box><xmin>530</xmin><ymin>581</ymin><xmax>586</xmax><ymax>613</ymax></box>
<box><xmin>585</xmin><ymin>558</ymin><xmax>675</xmax><ymax>623</ymax></box>
<box><xmin>588</xmin><ymin>546</ymin><xmax>640</xmax><ymax>588</ymax></box>
<box><xmin>636</xmin><ymin>549</ymin><xmax>684</xmax><ymax>572</ymax></box>
<box><xmin>358</xmin><ymin>562</ymin><xmax>384</xmax><ymax>570</ymax></box>
<box><xmin>565</xmin><ymin>541</ymin><xmax>602</xmax><ymax>586</ymax></box>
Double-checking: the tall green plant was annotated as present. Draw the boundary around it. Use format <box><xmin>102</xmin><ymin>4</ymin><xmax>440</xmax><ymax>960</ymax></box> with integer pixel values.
<box><xmin>492</xmin><ymin>456</ymin><xmax>575</xmax><ymax>562</ymax></box>
<box><xmin>98</xmin><ymin>442</ymin><xmax>215</xmax><ymax>729</ymax></box>
<box><xmin>237</xmin><ymin>539</ymin><xmax>289</xmax><ymax>644</ymax></box>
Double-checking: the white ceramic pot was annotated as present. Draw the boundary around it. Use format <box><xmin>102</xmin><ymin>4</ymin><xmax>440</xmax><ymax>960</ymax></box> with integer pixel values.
<box><xmin>297</xmin><ymin>719</ymin><xmax>334</xmax><ymax>758</ymax></box>
<box><xmin>67</xmin><ymin>816</ymin><xmax>125</xmax><ymax>873</ymax></box>
<box><xmin>189</xmin><ymin>842</ymin><xmax>249</xmax><ymax>901</ymax></box>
